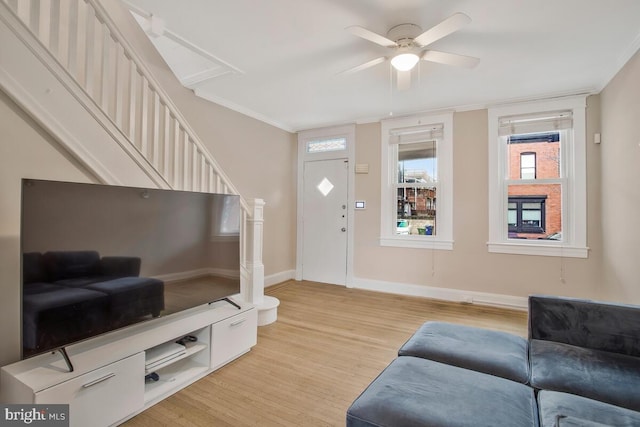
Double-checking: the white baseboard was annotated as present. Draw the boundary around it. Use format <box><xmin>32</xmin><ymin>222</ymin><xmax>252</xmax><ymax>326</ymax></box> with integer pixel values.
<box><xmin>351</xmin><ymin>277</ymin><xmax>528</xmax><ymax>310</ymax></box>
<box><xmin>265</xmin><ymin>270</ymin><xmax>296</xmax><ymax>288</ymax></box>
<box><xmin>259</xmin><ymin>270</ymin><xmax>527</xmax><ymax>310</ymax></box>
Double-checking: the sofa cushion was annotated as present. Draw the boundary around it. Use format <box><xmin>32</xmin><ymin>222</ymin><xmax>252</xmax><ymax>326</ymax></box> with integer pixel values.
<box><xmin>99</xmin><ymin>256</ymin><xmax>141</xmax><ymax>277</ymax></box>
<box><xmin>398</xmin><ymin>321</ymin><xmax>529</xmax><ymax>383</ymax></box>
<box><xmin>23</xmin><ymin>282</ymin><xmax>65</xmax><ymax>295</ymax></box>
<box><xmin>22</xmin><ymin>286</ymin><xmax>109</xmax><ymax>351</ymax></box>
<box><xmin>538</xmin><ymin>390</ymin><xmax>640</xmax><ymax>427</ymax></box>
<box><xmin>44</xmin><ymin>251</ymin><xmax>101</xmax><ymax>281</ymax></box>
<box><xmin>347</xmin><ymin>356</ymin><xmax>539</xmax><ymax>427</ymax></box>
<box><xmin>530</xmin><ymin>339</ymin><xmax>640</xmax><ymax>411</ymax></box>
<box><xmin>23</xmin><ymin>252</ymin><xmax>48</xmax><ymax>284</ymax></box>
<box><xmin>86</xmin><ymin>277</ymin><xmax>164</xmax><ymax>321</ymax></box>
<box><xmin>529</xmin><ymin>295</ymin><xmax>640</xmax><ymax>357</ymax></box>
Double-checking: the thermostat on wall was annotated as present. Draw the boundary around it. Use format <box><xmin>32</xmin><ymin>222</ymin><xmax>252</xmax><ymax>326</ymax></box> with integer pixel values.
<box><xmin>355</xmin><ymin>200</ymin><xmax>366</xmax><ymax>209</ymax></box>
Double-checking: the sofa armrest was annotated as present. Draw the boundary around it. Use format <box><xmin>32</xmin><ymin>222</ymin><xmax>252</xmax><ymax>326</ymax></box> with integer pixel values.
<box><xmin>529</xmin><ymin>295</ymin><xmax>640</xmax><ymax>357</ymax></box>
<box><xmin>100</xmin><ymin>256</ymin><xmax>141</xmax><ymax>277</ymax></box>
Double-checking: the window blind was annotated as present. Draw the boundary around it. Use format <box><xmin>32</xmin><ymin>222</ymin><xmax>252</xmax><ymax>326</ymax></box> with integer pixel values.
<box><xmin>389</xmin><ymin>124</ymin><xmax>444</xmax><ymax>144</ymax></box>
<box><xmin>498</xmin><ymin>110</ymin><xmax>573</xmax><ymax>136</ymax></box>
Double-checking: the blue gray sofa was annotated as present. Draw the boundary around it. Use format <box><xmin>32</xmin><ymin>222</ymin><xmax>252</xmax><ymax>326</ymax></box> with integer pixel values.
<box><xmin>23</xmin><ymin>251</ymin><xmax>164</xmax><ymax>357</ymax></box>
<box><xmin>347</xmin><ymin>295</ymin><xmax>640</xmax><ymax>426</ymax></box>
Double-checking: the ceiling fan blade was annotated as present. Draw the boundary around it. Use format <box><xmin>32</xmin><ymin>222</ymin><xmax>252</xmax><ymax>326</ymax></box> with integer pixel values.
<box><xmin>397</xmin><ymin>69</ymin><xmax>411</xmax><ymax>91</ymax></box>
<box><xmin>347</xmin><ymin>25</ymin><xmax>397</xmax><ymax>47</ymax></box>
<box><xmin>340</xmin><ymin>56</ymin><xmax>387</xmax><ymax>74</ymax></box>
<box><xmin>413</xmin><ymin>12</ymin><xmax>472</xmax><ymax>47</ymax></box>
<box><xmin>422</xmin><ymin>50</ymin><xmax>480</xmax><ymax>68</ymax></box>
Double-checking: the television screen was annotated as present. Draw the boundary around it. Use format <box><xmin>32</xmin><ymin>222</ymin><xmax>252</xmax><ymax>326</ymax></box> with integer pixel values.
<box><xmin>21</xmin><ymin>179</ymin><xmax>241</xmax><ymax>358</ymax></box>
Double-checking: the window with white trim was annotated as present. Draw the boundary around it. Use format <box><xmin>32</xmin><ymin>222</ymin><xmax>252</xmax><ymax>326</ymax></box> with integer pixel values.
<box><xmin>488</xmin><ymin>97</ymin><xmax>588</xmax><ymax>257</ymax></box>
<box><xmin>380</xmin><ymin>113</ymin><xmax>453</xmax><ymax>250</ymax></box>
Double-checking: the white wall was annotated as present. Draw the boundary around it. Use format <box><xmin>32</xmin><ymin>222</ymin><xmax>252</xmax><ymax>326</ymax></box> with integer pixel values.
<box><xmin>600</xmin><ymin>48</ymin><xmax>640</xmax><ymax>302</ymax></box>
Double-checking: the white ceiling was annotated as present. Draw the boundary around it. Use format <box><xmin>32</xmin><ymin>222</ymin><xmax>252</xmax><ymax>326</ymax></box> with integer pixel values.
<box><xmin>124</xmin><ymin>0</ymin><xmax>640</xmax><ymax>133</ymax></box>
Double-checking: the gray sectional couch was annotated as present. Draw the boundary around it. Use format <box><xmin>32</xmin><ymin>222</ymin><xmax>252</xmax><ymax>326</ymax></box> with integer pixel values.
<box><xmin>347</xmin><ymin>295</ymin><xmax>640</xmax><ymax>427</ymax></box>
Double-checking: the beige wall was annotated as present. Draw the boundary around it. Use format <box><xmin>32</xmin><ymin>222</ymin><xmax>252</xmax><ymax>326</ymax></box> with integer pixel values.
<box><xmin>354</xmin><ymin>98</ymin><xmax>604</xmax><ymax>301</ymax></box>
<box><xmin>0</xmin><ymin>90</ymin><xmax>97</xmax><ymax>365</ymax></box>
<box><xmin>600</xmin><ymin>49</ymin><xmax>640</xmax><ymax>302</ymax></box>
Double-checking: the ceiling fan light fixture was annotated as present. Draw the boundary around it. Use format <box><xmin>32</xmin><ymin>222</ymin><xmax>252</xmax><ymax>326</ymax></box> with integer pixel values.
<box><xmin>391</xmin><ymin>52</ymin><xmax>420</xmax><ymax>71</ymax></box>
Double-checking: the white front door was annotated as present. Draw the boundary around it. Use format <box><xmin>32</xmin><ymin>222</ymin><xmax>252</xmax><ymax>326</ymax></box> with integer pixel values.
<box><xmin>302</xmin><ymin>158</ymin><xmax>348</xmax><ymax>285</ymax></box>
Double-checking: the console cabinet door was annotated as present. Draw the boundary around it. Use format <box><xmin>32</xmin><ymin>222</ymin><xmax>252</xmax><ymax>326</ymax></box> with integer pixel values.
<box><xmin>35</xmin><ymin>352</ymin><xmax>144</xmax><ymax>427</ymax></box>
<box><xmin>211</xmin><ymin>308</ymin><xmax>257</xmax><ymax>369</ymax></box>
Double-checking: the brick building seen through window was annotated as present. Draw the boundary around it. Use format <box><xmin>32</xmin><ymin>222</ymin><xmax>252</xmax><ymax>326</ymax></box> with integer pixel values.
<box><xmin>507</xmin><ymin>132</ymin><xmax>561</xmax><ymax>239</ymax></box>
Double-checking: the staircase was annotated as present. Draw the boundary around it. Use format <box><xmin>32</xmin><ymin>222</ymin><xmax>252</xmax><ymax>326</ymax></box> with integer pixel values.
<box><xmin>0</xmin><ymin>0</ymin><xmax>277</xmax><ymax>323</ymax></box>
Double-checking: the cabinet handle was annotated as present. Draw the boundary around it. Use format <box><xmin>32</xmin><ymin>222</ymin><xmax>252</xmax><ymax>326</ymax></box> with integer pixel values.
<box><xmin>230</xmin><ymin>318</ymin><xmax>247</xmax><ymax>327</ymax></box>
<box><xmin>82</xmin><ymin>373</ymin><xmax>115</xmax><ymax>388</ymax></box>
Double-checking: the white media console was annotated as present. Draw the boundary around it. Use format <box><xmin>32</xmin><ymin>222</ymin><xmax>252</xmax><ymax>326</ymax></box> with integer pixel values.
<box><xmin>0</xmin><ymin>299</ymin><xmax>257</xmax><ymax>426</ymax></box>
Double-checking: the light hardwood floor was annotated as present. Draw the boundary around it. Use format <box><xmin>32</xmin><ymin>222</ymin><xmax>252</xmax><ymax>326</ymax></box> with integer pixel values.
<box><xmin>124</xmin><ymin>280</ymin><xmax>528</xmax><ymax>427</ymax></box>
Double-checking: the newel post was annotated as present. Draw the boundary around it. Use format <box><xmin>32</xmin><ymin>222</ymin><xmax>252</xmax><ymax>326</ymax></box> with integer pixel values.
<box><xmin>245</xmin><ymin>198</ymin><xmax>265</xmax><ymax>305</ymax></box>
<box><xmin>244</xmin><ymin>198</ymin><xmax>279</xmax><ymax>325</ymax></box>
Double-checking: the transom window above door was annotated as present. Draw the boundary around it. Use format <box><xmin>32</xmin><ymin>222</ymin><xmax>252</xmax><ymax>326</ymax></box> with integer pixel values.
<box><xmin>306</xmin><ymin>137</ymin><xmax>347</xmax><ymax>153</ymax></box>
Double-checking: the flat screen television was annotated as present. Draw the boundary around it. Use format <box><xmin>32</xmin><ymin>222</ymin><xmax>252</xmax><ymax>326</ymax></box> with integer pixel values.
<box><xmin>21</xmin><ymin>179</ymin><xmax>241</xmax><ymax>359</ymax></box>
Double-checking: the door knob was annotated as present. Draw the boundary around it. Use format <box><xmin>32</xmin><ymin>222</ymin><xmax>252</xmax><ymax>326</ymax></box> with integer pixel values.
<box><xmin>341</xmin><ymin>227</ymin><xmax>346</xmax><ymax>232</ymax></box>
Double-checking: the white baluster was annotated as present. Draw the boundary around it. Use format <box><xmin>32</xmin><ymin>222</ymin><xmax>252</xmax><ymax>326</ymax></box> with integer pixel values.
<box><xmin>37</xmin><ymin>0</ymin><xmax>51</xmax><ymax>46</ymax></box>
<box><xmin>151</xmin><ymin>93</ymin><xmax>160</xmax><ymax>167</ymax></box>
<box><xmin>128</xmin><ymin>63</ymin><xmax>137</xmax><ymax>144</ymax></box>
<box><xmin>183</xmin><ymin>136</ymin><xmax>190</xmax><ymax>191</ymax></box>
<box><xmin>172</xmin><ymin>124</ymin><xmax>182</xmax><ymax>189</ymax></box>
<box><xmin>140</xmin><ymin>78</ymin><xmax>149</xmax><ymax>157</ymax></box>
<box><xmin>66</xmin><ymin>0</ymin><xmax>78</xmax><ymax>78</ymax></box>
<box><xmin>216</xmin><ymin>175</ymin><xmax>222</xmax><ymax>194</ymax></box>
<box><xmin>57</xmin><ymin>0</ymin><xmax>70</xmax><ymax>66</ymax></box>
<box><xmin>100</xmin><ymin>25</ymin><xmax>110</xmax><ymax>112</ymax></box>
<box><xmin>208</xmin><ymin>165</ymin><xmax>215</xmax><ymax>193</ymax></box>
<box><xmin>74</xmin><ymin>0</ymin><xmax>87</xmax><ymax>86</ymax></box>
<box><xmin>163</xmin><ymin>109</ymin><xmax>171</xmax><ymax>178</ymax></box>
<box><xmin>192</xmin><ymin>147</ymin><xmax>199</xmax><ymax>192</ymax></box>
<box><xmin>114</xmin><ymin>44</ymin><xmax>124</xmax><ymax>129</ymax></box>
<box><xmin>28</xmin><ymin>0</ymin><xmax>39</xmax><ymax>33</ymax></box>
<box><xmin>84</xmin><ymin>2</ymin><xmax>95</xmax><ymax>95</ymax></box>
<box><xmin>48</xmin><ymin>0</ymin><xmax>59</xmax><ymax>56</ymax></box>
<box><xmin>15</xmin><ymin>0</ymin><xmax>29</xmax><ymax>26</ymax></box>
<box><xmin>200</xmin><ymin>153</ymin><xmax>207</xmax><ymax>192</ymax></box>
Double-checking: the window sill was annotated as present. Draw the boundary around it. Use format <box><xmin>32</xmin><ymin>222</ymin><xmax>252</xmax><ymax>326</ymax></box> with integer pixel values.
<box><xmin>487</xmin><ymin>241</ymin><xmax>589</xmax><ymax>258</ymax></box>
<box><xmin>380</xmin><ymin>236</ymin><xmax>453</xmax><ymax>250</ymax></box>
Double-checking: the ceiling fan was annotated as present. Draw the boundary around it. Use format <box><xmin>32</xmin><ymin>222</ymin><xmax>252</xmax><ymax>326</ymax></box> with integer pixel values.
<box><xmin>343</xmin><ymin>13</ymin><xmax>480</xmax><ymax>90</ymax></box>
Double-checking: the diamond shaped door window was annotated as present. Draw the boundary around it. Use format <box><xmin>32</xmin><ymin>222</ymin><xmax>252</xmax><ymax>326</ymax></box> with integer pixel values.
<box><xmin>317</xmin><ymin>178</ymin><xmax>334</xmax><ymax>196</ymax></box>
